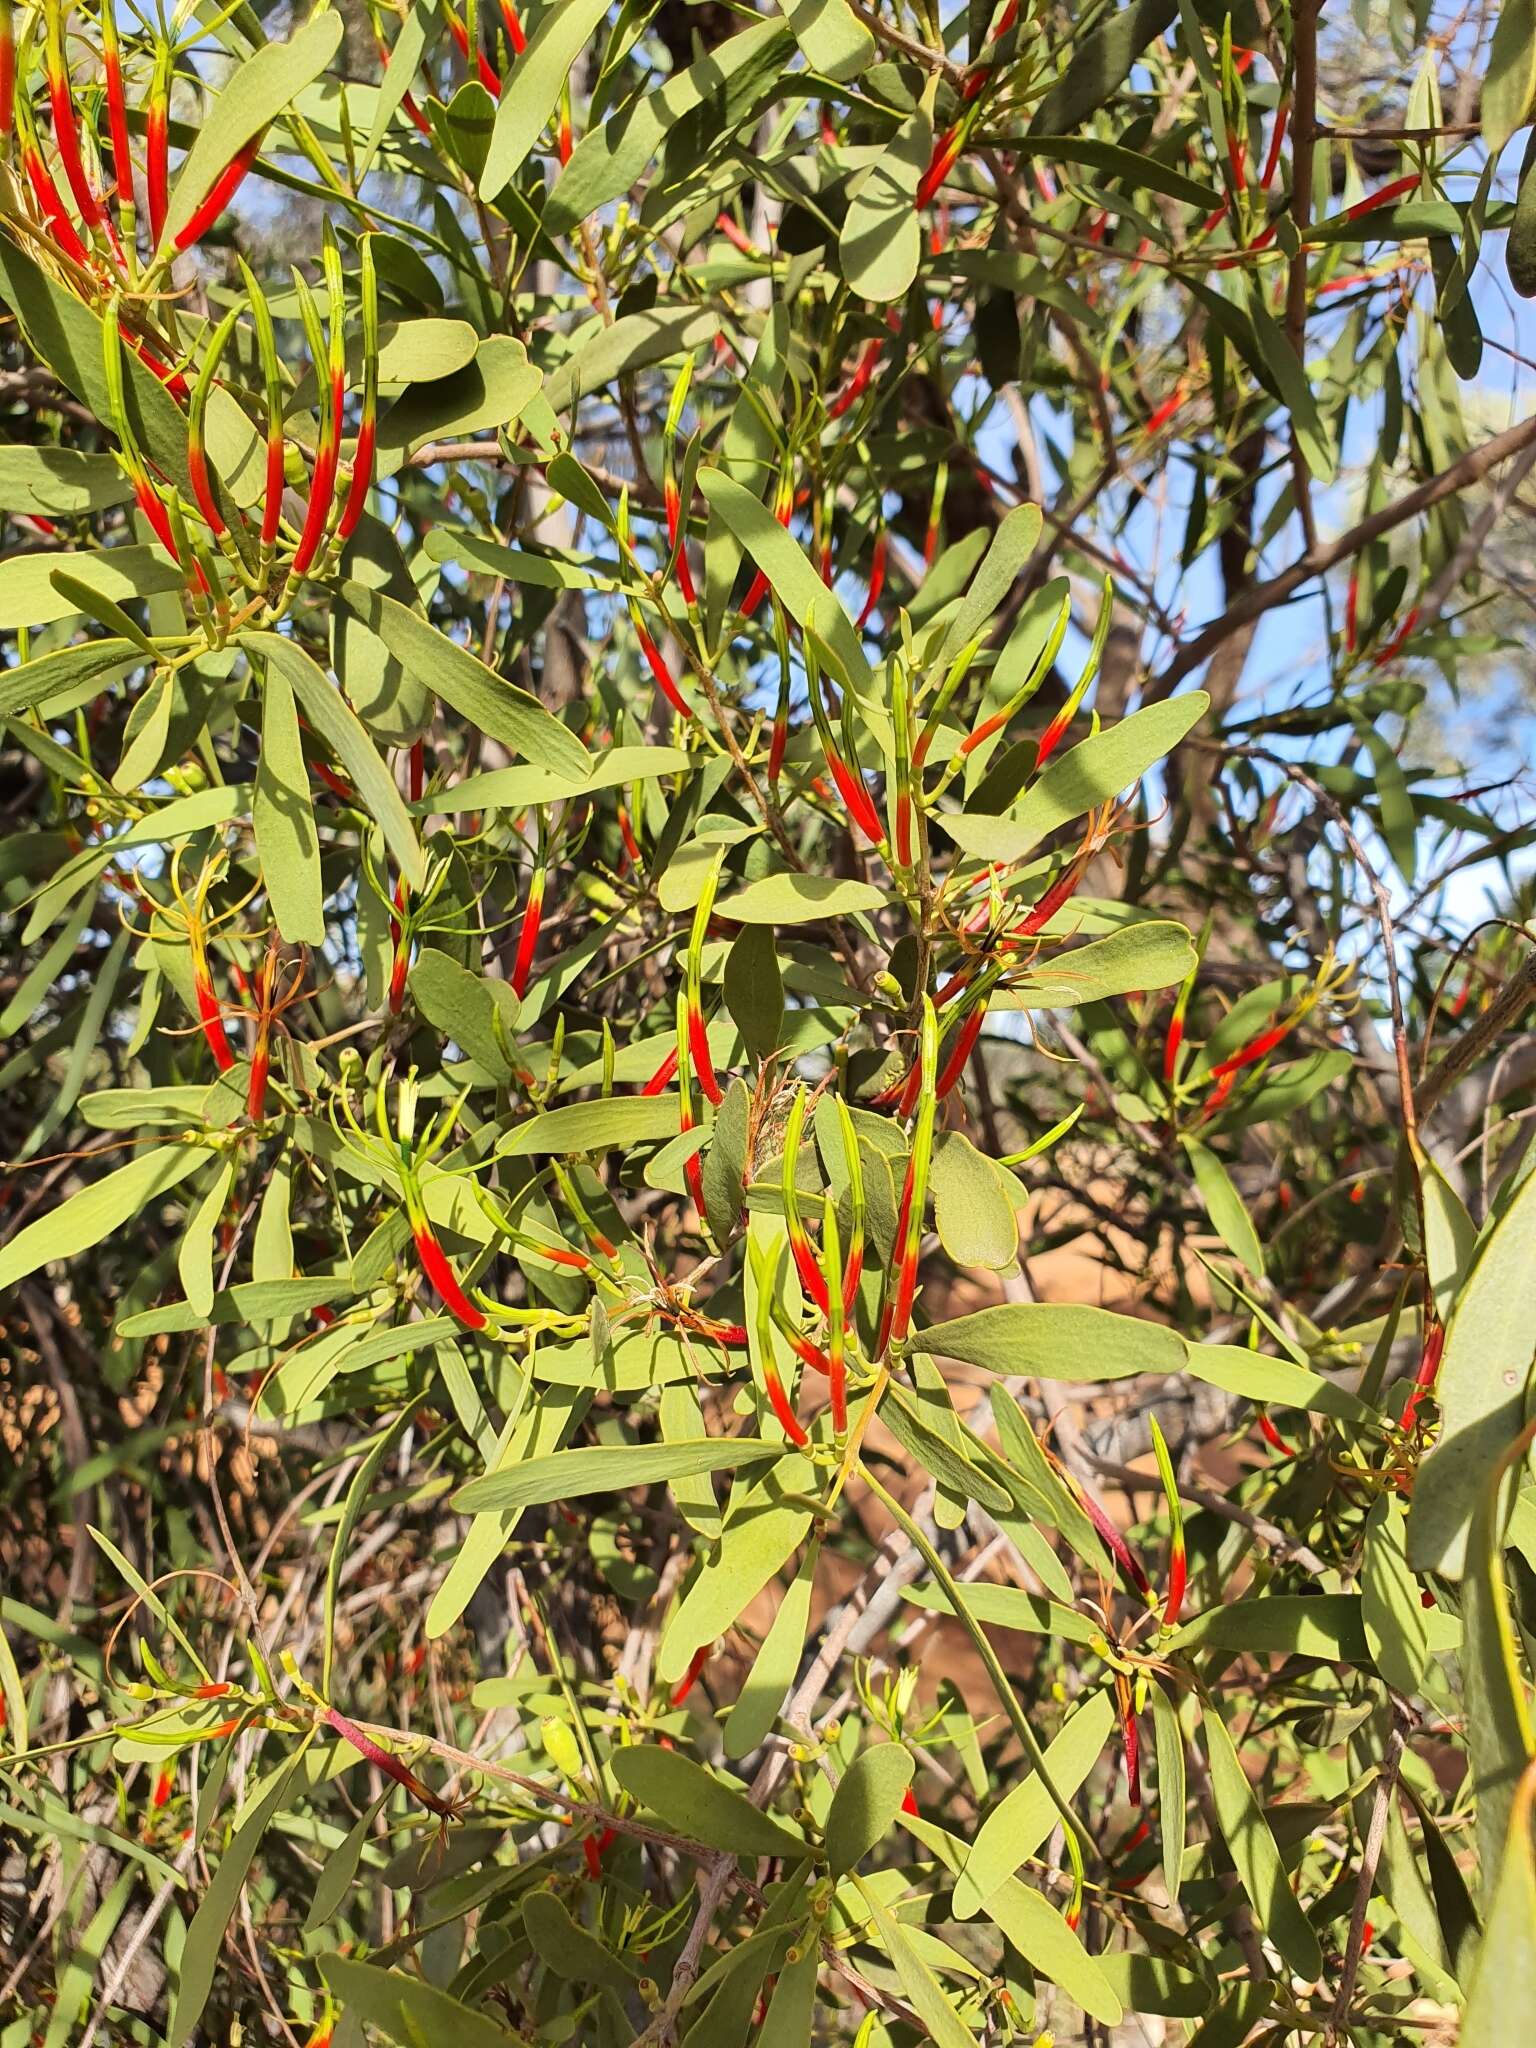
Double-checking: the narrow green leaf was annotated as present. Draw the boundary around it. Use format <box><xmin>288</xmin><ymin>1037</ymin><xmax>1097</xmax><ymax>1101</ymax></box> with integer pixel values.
<box><xmin>908</xmin><ymin>1301</ymin><xmax>1186</xmax><ymax>1381</ymax></box>
<box><xmin>825</xmin><ymin>1746</ymin><xmax>914</xmax><ymax>1875</ymax></box>
<box><xmin>163</xmin><ymin>12</ymin><xmax>344</xmax><ymax>248</ymax></box>
<box><xmin>169</xmin><ymin>1746</ymin><xmax>311</xmax><ymax>2045</ymax></box>
<box><xmin>725</xmin><ymin>1543</ymin><xmax>817</xmax><ymax>1759</ymax></box>
<box><xmin>609</xmin><ymin>1745</ymin><xmax>812</xmax><ymax>1859</ymax></box>
<box><xmin>480</xmin><ymin>0</ymin><xmax>617</xmax><ymax>198</ymax></box>
<box><xmin>452</xmin><ymin>1438</ymin><xmax>779</xmax><ymax>1516</ymax></box>
<box><xmin>0</xmin><ymin>1144</ymin><xmax>205</xmax><ymax>1290</ymax></box>
<box><xmin>246</xmin><ymin>633</ymin><xmax>424</xmax><ymax>892</ymax></box>
<box><xmin>254</xmin><ymin>652</ymin><xmax>325</xmax><ymax>945</ymax></box>
<box><xmin>1201</xmin><ymin>1700</ymin><xmax>1324</xmax><ymax>1981</ymax></box>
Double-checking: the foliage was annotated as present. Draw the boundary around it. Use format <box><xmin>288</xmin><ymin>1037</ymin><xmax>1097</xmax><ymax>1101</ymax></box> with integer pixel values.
<box><xmin>2</xmin><ymin>0</ymin><xmax>1536</xmax><ymax>2043</ymax></box>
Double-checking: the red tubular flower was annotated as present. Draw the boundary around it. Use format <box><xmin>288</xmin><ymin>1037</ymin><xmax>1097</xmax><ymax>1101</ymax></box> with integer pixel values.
<box><xmin>669</xmin><ymin>1641</ymin><xmax>711</xmax><ymax>1707</ymax></box>
<box><xmin>194</xmin><ymin>970</ymin><xmax>235</xmax><ymax>1072</ymax></box>
<box><xmin>1260</xmin><ymin>100</ymin><xmax>1289</xmax><ymax>189</ymax></box>
<box><xmin>23</xmin><ymin>138</ymin><xmax>89</xmax><ymax>263</ymax></box>
<box><xmin>1399</xmin><ymin>1314</ymin><xmax>1445</xmax><ymax>1429</ymax></box>
<box><xmin>194</xmin><ymin>1681</ymin><xmax>233</xmax><ymax>1698</ymax></box>
<box><xmin>146</xmin><ymin>44</ymin><xmax>171</xmax><ymax>246</ymax></box>
<box><xmin>1116</xmin><ymin>1674</ymin><xmax>1142</xmax><ymax>1804</ymax></box>
<box><xmin>1008</xmin><ymin>851</ymin><xmax>1090</xmax><ymax>944</ymax></box>
<box><xmin>1345</xmin><ymin>566</ymin><xmax>1361</xmax><ymax>652</ymax></box>
<box><xmin>100</xmin><ymin>11</ymin><xmax>131</xmax><ymax>206</ymax></box>
<box><xmin>1340</xmin><ymin>172</ymin><xmax>1419</xmax><ymax>224</ymax></box>
<box><xmin>782</xmin><ymin>1328</ymin><xmax>832</xmax><ymax>1376</ymax></box>
<box><xmin>629</xmin><ymin>603</ymin><xmax>692</xmax><ymax>719</ymax></box>
<box><xmin>1079</xmin><ymin>1486</ymin><xmax>1151</xmax><ymax>1597</ymax></box>
<box><xmin>935</xmin><ymin>1002</ymin><xmax>986</xmax><ymax>1100</ymax></box>
<box><xmin>291</xmin><ymin>377</ymin><xmax>345</xmax><ymax>578</ymax></box>
<box><xmin>664</xmin><ymin>474</ymin><xmax>698</xmax><ymax>608</ymax></box>
<box><xmin>917</xmin><ymin>124</ymin><xmax>962</xmax><ymax>210</ymax></box>
<box><xmin>1162</xmin><ymin>1014</ymin><xmax>1184</xmax><ymax>1083</ymax></box>
<box><xmin>412</xmin><ymin>1222</ymin><xmax>486</xmax><ymax>1329</ymax></box>
<box><xmin>1210</xmin><ymin>1016</ymin><xmax>1292</xmax><ymax>1082</ymax></box>
<box><xmin>1257</xmin><ymin>1411</ymin><xmax>1295</xmax><ymax>1457</ymax></box>
<box><xmin>325</xmin><ymin>1703</ymin><xmax>453</xmax><ymax>1813</ymax></box>
<box><xmin>827</xmin><ymin>335</ymin><xmax>883</xmax><ymax>420</ymax></box>
<box><xmin>686</xmin><ymin>1000</ymin><xmax>722</xmax><ymax>1107</ymax></box>
<box><xmin>900</xmin><ymin>1785</ymin><xmax>919</xmax><ymax>1817</ymax></box>
<box><xmin>498</xmin><ymin>0</ymin><xmax>527</xmax><ymax>54</ymax></box>
<box><xmin>408</xmin><ymin>739</ymin><xmax>425</xmax><ymax>804</ymax></box>
<box><xmin>45</xmin><ymin>3</ymin><xmax>105</xmax><ymax>229</ymax></box>
<box><xmin>1164</xmin><ymin>1535</ymin><xmax>1187</xmax><ymax>1629</ymax></box>
<box><xmin>763</xmin><ymin>1359</ymin><xmax>809</xmax><ymax>1447</ymax></box>
<box><xmin>187</xmin><ymin>416</ymin><xmax>226</xmax><ymax>541</ymax></box>
<box><xmin>856</xmin><ymin>529</ymin><xmax>887</xmax><ymax>630</ymax></box>
<box><xmin>1373</xmin><ymin>606</ymin><xmax>1419</xmax><ymax>667</ymax></box>
<box><xmin>617</xmin><ymin>803</ymin><xmax>642</xmax><ymax>871</ymax></box>
<box><xmin>1226</xmin><ymin>124</ymin><xmax>1248</xmax><ymax>195</ymax></box>
<box><xmin>716</xmin><ymin>210</ymin><xmax>758</xmax><ymax>256</ymax></box>
<box><xmin>338</xmin><ymin>414</ymin><xmax>376</xmax><ymax>543</ymax></box>
<box><xmin>642</xmin><ymin>1044</ymin><xmax>678</xmax><ymax>1095</ymax></box>
<box><xmin>174</xmin><ymin>128</ymin><xmax>265</xmax><ymax>252</ymax></box>
<box><xmin>151</xmin><ymin>1768</ymin><xmax>173</xmax><ymax>1810</ymax></box>
<box><xmin>510</xmin><ymin>869</ymin><xmax>546</xmax><ymax>997</ymax></box>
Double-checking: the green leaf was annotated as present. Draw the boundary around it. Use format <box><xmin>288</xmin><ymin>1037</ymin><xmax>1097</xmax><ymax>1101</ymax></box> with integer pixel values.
<box><xmin>303</xmin><ymin>1791</ymin><xmax>389</xmax><ymax>1935</ymax></box>
<box><xmin>1421</xmin><ymin>1155</ymin><xmax>1478</xmax><ymax>1325</ymax></box>
<box><xmin>1188</xmin><ymin>1342</ymin><xmax>1374</xmax><ymax>1423</ymax></box>
<box><xmin>825</xmin><ymin>1746</ymin><xmax>914</xmax><ymax>1875</ymax></box>
<box><xmin>660</xmin><ymin>1458</ymin><xmax>814</xmax><ymax>1680</ymax></box>
<box><xmin>542</xmin><ymin>306</ymin><xmax>721</xmax><ymax>415</ymax></box>
<box><xmin>177</xmin><ymin>1160</ymin><xmax>233</xmax><ymax>1320</ymax></box>
<box><xmin>955</xmin><ymin>693</ymin><xmax>1210</xmax><ymax>855</ymax></box>
<box><xmin>1150</xmin><ymin>1685</ymin><xmax>1187</xmax><ymax>1902</ymax></box>
<box><xmin>1019</xmin><ymin>134</ymin><xmax>1218</xmax><ymax>208</ymax></box>
<box><xmin>908</xmin><ymin>1301</ymin><xmax>1186</xmax><ymax>1381</ymax></box>
<box><xmin>0</xmin><ymin>639</ymin><xmax>140</xmax><ymax>720</ymax></box>
<box><xmin>717</xmin><ymin>873</ymin><xmax>885</xmax><ymax>925</ymax></box>
<box><xmin>995</xmin><ymin>920</ymin><xmax>1196</xmax><ymax>1010</ymax></box>
<box><xmin>954</xmin><ymin>1689</ymin><xmax>1115</xmax><ymax>1914</ymax></box>
<box><xmin>1363</xmin><ymin>1495</ymin><xmax>1431</xmax><ymax>1698</ymax></box>
<box><xmin>1030</xmin><ymin>0</ymin><xmax>1177</xmax><ymax>132</ymax></box>
<box><xmin>756</xmin><ymin>1932</ymin><xmax>820</xmax><ymax>2048</ymax></box>
<box><xmin>725</xmin><ymin>1543</ymin><xmax>817</xmax><ymax>1759</ymax></box>
<box><xmin>452</xmin><ymin>1437</ymin><xmax>780</xmax><ymax>1515</ymax></box>
<box><xmin>524</xmin><ymin>1889</ymin><xmax>640</xmax><ymax>1989</ymax></box>
<box><xmin>480</xmin><ymin>0</ymin><xmax>618</xmax><ymax>197</ymax></box>
<box><xmin>1168</xmin><ymin>1594</ymin><xmax>1369</xmax><ymax>1662</ymax></box>
<box><xmin>375</xmin><ymin>336</ymin><xmax>543</xmax><ymax>472</ymax></box>
<box><xmin>1183</xmin><ymin>1138</ymin><xmax>1264</xmax><ymax>1275</ymax></box>
<box><xmin>1201</xmin><ymin>1700</ymin><xmax>1325</xmax><ymax>1981</ymax></box>
<box><xmin>724</xmin><ymin>924</ymin><xmax>785</xmax><ymax>1064</ymax></box>
<box><xmin>1460</xmin><ymin>1763</ymin><xmax>1536</xmax><ymax>2046</ymax></box>
<box><xmin>860</xmin><ymin>1885</ymin><xmax>977</xmax><ymax>2048</ymax></box>
<box><xmin>609</xmin><ymin>1745</ymin><xmax>812</xmax><ymax>1859</ymax></box>
<box><xmin>880</xmin><ymin>1383</ymin><xmax>1015</xmax><ymax>1514</ymax></box>
<box><xmin>547</xmin><ymin>19</ymin><xmax>790</xmax><ymax>234</ymax></box>
<box><xmin>1410</xmin><ymin>1153</ymin><xmax>1536</xmax><ymax>1578</ymax></box>
<box><xmin>163</xmin><ymin>11</ymin><xmax>344</xmax><ymax>249</ymax></box>
<box><xmin>319</xmin><ymin>1955</ymin><xmax>527</xmax><ymax>2048</ymax></box>
<box><xmin>0</xmin><ymin>546</ymin><xmax>181</xmax><ymax>628</ymax></box>
<box><xmin>700</xmin><ymin>470</ymin><xmax>873</xmax><ymax>693</ymax></box>
<box><xmin>979</xmin><ymin>1877</ymin><xmax>1124</xmax><ymax>2024</ymax></box>
<box><xmin>410</xmin><ymin>949</ymin><xmax>519</xmax><ymax>1079</ymax></box>
<box><xmin>930</xmin><ymin>1130</ymin><xmax>1020</xmax><ymax>1270</ymax></box>
<box><xmin>1463</xmin><ymin>1429</ymin><xmax>1536</xmax><ymax>1899</ymax></box>
<box><xmin>333</xmin><ymin>582</ymin><xmax>588</xmax><ymax>775</ymax></box>
<box><xmin>169</xmin><ymin>1747</ymin><xmax>311</xmax><ymax>2045</ymax></box>
<box><xmin>902</xmin><ymin>1580</ymin><xmax>1099</xmax><ymax>1644</ymax></box>
<box><xmin>254</xmin><ymin>649</ymin><xmax>325</xmax><ymax>946</ymax></box>
<box><xmin>498</xmin><ymin>1094</ymin><xmax>685</xmax><ymax>1156</ymax></box>
<box><xmin>781</xmin><ymin>0</ymin><xmax>873</xmax><ymax>76</ymax></box>
<box><xmin>0</xmin><ymin>445</ymin><xmax>134</xmax><ymax>516</ymax></box>
<box><xmin>839</xmin><ymin>97</ymin><xmax>932</xmax><ymax>302</ymax></box>
<box><xmin>1485</xmin><ymin>0</ymin><xmax>1536</xmax><ymax>151</ymax></box>
<box><xmin>246</xmin><ymin>633</ymin><xmax>424</xmax><ymax>892</ymax></box>
<box><xmin>0</xmin><ymin>1144</ymin><xmax>206</xmax><ymax>1291</ymax></box>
